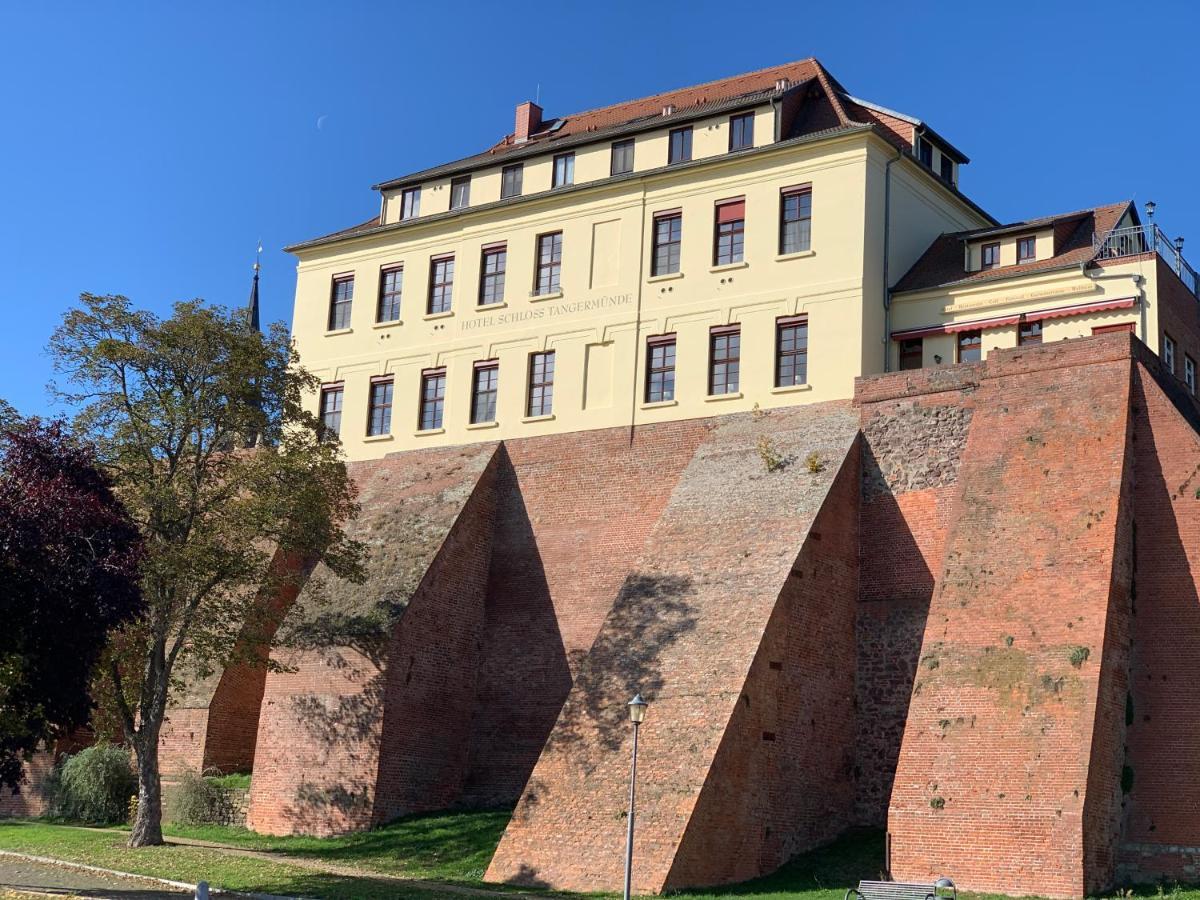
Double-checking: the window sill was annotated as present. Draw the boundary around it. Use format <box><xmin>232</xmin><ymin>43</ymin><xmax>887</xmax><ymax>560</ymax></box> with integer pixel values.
<box><xmin>423</xmin><ymin>311</ymin><xmax>454</xmax><ymax>321</ymax></box>
<box><xmin>325</xmin><ymin>327</ymin><xmax>354</xmax><ymax>337</ymax></box>
<box><xmin>775</xmin><ymin>250</ymin><xmax>816</xmax><ymax>262</ymax></box>
<box><xmin>362</xmin><ymin>434</ymin><xmax>394</xmax><ymax>443</ymax></box>
<box><xmin>771</xmin><ymin>383</ymin><xmax>812</xmax><ymax>395</ymax></box>
<box><xmin>466</xmin><ymin>421</ymin><xmax>499</xmax><ymax>430</ymax></box>
<box><xmin>372</xmin><ymin>320</ymin><xmax>403</xmax><ymax>329</ymax></box>
<box><xmin>640</xmin><ymin>399</ymin><xmax>678</xmax><ymax>410</ymax></box>
<box><xmin>477</xmin><ymin>301</ymin><xmax>508</xmax><ymax>311</ymax></box>
<box><xmin>705</xmin><ymin>391</ymin><xmax>743</xmax><ymax>402</ymax></box>
<box><xmin>521</xmin><ymin>413</ymin><xmax>555</xmax><ymax>424</ymax></box>
<box><xmin>529</xmin><ymin>290</ymin><xmax>563</xmax><ymax>302</ymax></box>
<box><xmin>414</xmin><ymin>427</ymin><xmax>446</xmax><ymax>437</ymax></box>
<box><xmin>709</xmin><ymin>261</ymin><xmax>749</xmax><ymax>273</ymax></box>
<box><xmin>647</xmin><ymin>271</ymin><xmax>684</xmax><ymax>284</ymax></box>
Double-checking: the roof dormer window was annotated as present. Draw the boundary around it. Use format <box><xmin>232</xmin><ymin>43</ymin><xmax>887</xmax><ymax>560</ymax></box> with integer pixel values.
<box><xmin>940</xmin><ymin>155</ymin><xmax>954</xmax><ymax>184</ymax></box>
<box><xmin>981</xmin><ymin>242</ymin><xmax>1000</xmax><ymax>270</ymax></box>
<box><xmin>918</xmin><ymin>137</ymin><xmax>933</xmax><ymax>168</ymax></box>
<box><xmin>401</xmin><ymin>187</ymin><xmax>421</xmax><ymax>220</ymax></box>
<box><xmin>1018</xmin><ymin>235</ymin><xmax>1036</xmax><ymax>264</ymax></box>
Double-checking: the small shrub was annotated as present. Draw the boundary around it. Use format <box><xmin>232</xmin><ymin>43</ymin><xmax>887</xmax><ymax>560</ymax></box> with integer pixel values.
<box><xmin>50</xmin><ymin>744</ymin><xmax>136</xmax><ymax>825</ymax></box>
<box><xmin>1069</xmin><ymin>646</ymin><xmax>1091</xmax><ymax>668</ymax></box>
<box><xmin>757</xmin><ymin>435</ymin><xmax>784</xmax><ymax>473</ymax></box>
<box><xmin>804</xmin><ymin>451</ymin><xmax>825</xmax><ymax>474</ymax></box>
<box><xmin>171</xmin><ymin>771</ymin><xmax>238</xmax><ymax>826</ymax></box>
<box><xmin>930</xmin><ymin>796</ymin><xmax>945</xmax><ymax>810</ymax></box>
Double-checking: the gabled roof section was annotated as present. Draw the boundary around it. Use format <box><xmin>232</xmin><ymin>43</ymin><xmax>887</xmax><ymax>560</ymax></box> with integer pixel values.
<box><xmin>373</xmin><ymin>58</ymin><xmax>858</xmax><ymax>191</ymax></box>
<box><xmin>893</xmin><ymin>201</ymin><xmax>1134</xmax><ymax>293</ymax></box>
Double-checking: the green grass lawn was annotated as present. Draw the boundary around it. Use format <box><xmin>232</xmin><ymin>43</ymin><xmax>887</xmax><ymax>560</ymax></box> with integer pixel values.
<box><xmin>161</xmin><ymin>806</ymin><xmax>514</xmax><ymax>883</ymax></box>
<box><xmin>4</xmin><ymin>813</ymin><xmax>1200</xmax><ymax>900</ymax></box>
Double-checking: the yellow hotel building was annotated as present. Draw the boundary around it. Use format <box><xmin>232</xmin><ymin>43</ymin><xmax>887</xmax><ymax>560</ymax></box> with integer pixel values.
<box><xmin>286</xmin><ymin>58</ymin><xmax>1199</xmax><ymax>459</ymax></box>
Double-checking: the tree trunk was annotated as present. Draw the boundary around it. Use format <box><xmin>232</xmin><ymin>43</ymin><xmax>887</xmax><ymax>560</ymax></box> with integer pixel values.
<box><xmin>127</xmin><ymin>734</ymin><xmax>163</xmax><ymax>847</ymax></box>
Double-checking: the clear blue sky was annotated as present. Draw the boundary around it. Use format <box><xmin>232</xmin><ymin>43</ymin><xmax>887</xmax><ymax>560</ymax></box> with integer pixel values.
<box><xmin>3</xmin><ymin>1</ymin><xmax>1198</xmax><ymax>418</ymax></box>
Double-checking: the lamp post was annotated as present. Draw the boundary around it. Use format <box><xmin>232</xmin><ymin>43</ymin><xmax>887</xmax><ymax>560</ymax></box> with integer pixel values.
<box><xmin>623</xmin><ymin>693</ymin><xmax>648</xmax><ymax>900</ymax></box>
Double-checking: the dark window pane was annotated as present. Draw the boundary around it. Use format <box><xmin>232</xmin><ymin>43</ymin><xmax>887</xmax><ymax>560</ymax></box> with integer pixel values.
<box><xmin>646</xmin><ymin>338</ymin><xmax>677</xmax><ymax>402</ymax></box>
<box><xmin>428</xmin><ymin>257</ymin><xmax>454</xmax><ymax>314</ymax></box>
<box><xmin>367</xmin><ymin>380</ymin><xmax>393</xmax><ymax>436</ymax></box>
<box><xmin>553</xmin><ymin>153</ymin><xmax>574</xmax><ymax>188</ymax></box>
<box><xmin>652</xmin><ymin>213</ymin><xmax>682</xmax><ymax>275</ymax></box>
<box><xmin>419</xmin><ymin>372</ymin><xmax>446</xmax><ymax>431</ymax></box>
<box><xmin>919</xmin><ymin>139</ymin><xmax>933</xmax><ymax>167</ymax></box>
<box><xmin>451</xmin><ymin>176</ymin><xmax>471</xmax><ymax>210</ymax></box>
<box><xmin>377</xmin><ymin>267</ymin><xmax>403</xmax><ymax>322</ymax></box>
<box><xmin>958</xmin><ymin>330</ymin><xmax>982</xmax><ymax>363</ymax></box>
<box><xmin>1019</xmin><ymin>321</ymin><xmax>1042</xmax><ymax>345</ymax></box>
<box><xmin>527</xmin><ymin>351</ymin><xmax>555</xmax><ymax>417</ymax></box>
<box><xmin>780</xmin><ymin>189</ymin><xmax>812</xmax><ymax>254</ymax></box>
<box><xmin>1018</xmin><ymin>236</ymin><xmax>1036</xmax><ymax>263</ymax></box>
<box><xmin>981</xmin><ymin>243</ymin><xmax>1000</xmax><ymax>269</ymax></box>
<box><xmin>899</xmin><ymin>338</ymin><xmax>923</xmax><ymax>370</ymax></box>
<box><xmin>611</xmin><ymin>139</ymin><xmax>634</xmax><ymax>175</ymax></box>
<box><xmin>471</xmin><ymin>364</ymin><xmax>499</xmax><ymax>424</ymax></box>
<box><xmin>479</xmin><ymin>247</ymin><xmax>507</xmax><ymax>306</ymax></box>
<box><xmin>401</xmin><ymin>188</ymin><xmax>421</xmax><ymax>219</ymax></box>
<box><xmin>669</xmin><ymin>127</ymin><xmax>692</xmax><ymax>164</ymax></box>
<box><xmin>940</xmin><ymin>155</ymin><xmax>954</xmax><ymax>183</ymax></box>
<box><xmin>501</xmin><ymin>164</ymin><xmax>523</xmax><ymax>199</ymax></box>
<box><xmin>328</xmin><ymin>276</ymin><xmax>354</xmax><ymax>330</ymax></box>
<box><xmin>709</xmin><ymin>329</ymin><xmax>741</xmax><ymax>394</ymax></box>
<box><xmin>729</xmin><ymin>113</ymin><xmax>754</xmax><ymax>151</ymax></box>
<box><xmin>319</xmin><ymin>386</ymin><xmax>343</xmax><ymax>440</ymax></box>
<box><xmin>775</xmin><ymin>321</ymin><xmax>808</xmax><ymax>387</ymax></box>
<box><xmin>715</xmin><ymin>219</ymin><xmax>745</xmax><ymax>266</ymax></box>
<box><xmin>535</xmin><ymin>232</ymin><xmax>562</xmax><ymax>295</ymax></box>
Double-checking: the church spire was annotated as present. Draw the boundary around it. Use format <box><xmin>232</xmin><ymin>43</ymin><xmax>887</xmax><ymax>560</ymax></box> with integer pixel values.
<box><xmin>246</xmin><ymin>240</ymin><xmax>262</xmax><ymax>332</ymax></box>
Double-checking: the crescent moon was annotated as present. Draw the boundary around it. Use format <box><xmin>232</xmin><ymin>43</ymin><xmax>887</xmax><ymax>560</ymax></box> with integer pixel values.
<box><xmin>317</xmin><ymin>115</ymin><xmax>328</xmax><ymax>130</ymax></box>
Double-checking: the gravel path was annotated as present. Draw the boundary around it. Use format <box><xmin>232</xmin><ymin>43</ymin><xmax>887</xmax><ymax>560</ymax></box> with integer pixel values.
<box><xmin>0</xmin><ymin>854</ymin><xmax>188</xmax><ymax>898</ymax></box>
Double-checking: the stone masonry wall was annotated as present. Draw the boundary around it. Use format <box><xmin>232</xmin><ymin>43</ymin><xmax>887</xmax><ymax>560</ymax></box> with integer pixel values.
<box><xmin>887</xmin><ymin>336</ymin><xmax>1137</xmax><ymax>898</ymax></box>
<box><xmin>854</xmin><ymin>366</ymin><xmax>978</xmax><ymax>825</ymax></box>
<box><xmin>486</xmin><ymin>402</ymin><xmax>861</xmax><ymax>894</ymax></box>
<box><xmin>247</xmin><ymin>443</ymin><xmax>499</xmax><ymax>835</ymax></box>
<box><xmin>1119</xmin><ymin>356</ymin><xmax>1200</xmax><ymax>882</ymax></box>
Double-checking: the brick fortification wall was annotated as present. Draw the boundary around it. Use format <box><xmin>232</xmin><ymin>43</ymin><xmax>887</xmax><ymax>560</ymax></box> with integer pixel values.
<box><xmin>487</xmin><ymin>403</ymin><xmax>861</xmax><ymax>893</ymax></box>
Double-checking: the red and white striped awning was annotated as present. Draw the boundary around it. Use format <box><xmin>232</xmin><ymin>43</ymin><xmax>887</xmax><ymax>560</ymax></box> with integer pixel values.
<box><xmin>891</xmin><ymin>297</ymin><xmax>1137</xmax><ymax>341</ymax></box>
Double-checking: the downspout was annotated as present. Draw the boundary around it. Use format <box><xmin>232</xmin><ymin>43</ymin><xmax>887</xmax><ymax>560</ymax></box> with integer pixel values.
<box><xmin>628</xmin><ymin>180</ymin><xmax>649</xmax><ymax>446</ymax></box>
<box><xmin>882</xmin><ymin>145</ymin><xmax>903</xmax><ymax>372</ymax></box>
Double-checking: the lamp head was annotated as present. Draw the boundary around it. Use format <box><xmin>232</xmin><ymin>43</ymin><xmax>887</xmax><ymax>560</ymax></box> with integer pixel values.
<box><xmin>628</xmin><ymin>693</ymin><xmax>648</xmax><ymax>724</ymax></box>
<box><xmin>1146</xmin><ymin>200</ymin><xmax>1157</xmax><ymax>220</ymax></box>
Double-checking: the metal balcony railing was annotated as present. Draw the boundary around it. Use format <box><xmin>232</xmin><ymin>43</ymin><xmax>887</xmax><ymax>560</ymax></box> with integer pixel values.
<box><xmin>1094</xmin><ymin>223</ymin><xmax>1198</xmax><ymax>296</ymax></box>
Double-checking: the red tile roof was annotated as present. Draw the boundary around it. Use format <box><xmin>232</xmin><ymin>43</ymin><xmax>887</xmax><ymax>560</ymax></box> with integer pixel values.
<box><xmin>892</xmin><ymin>201</ymin><xmax>1134</xmax><ymax>294</ymax></box>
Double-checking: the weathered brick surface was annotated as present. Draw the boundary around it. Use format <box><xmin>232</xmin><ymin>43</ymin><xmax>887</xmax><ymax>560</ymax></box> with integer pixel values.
<box><xmin>886</xmin><ymin>336</ymin><xmax>1136</xmax><ymax>898</ymax></box>
<box><xmin>464</xmin><ymin>422</ymin><xmax>711</xmax><ymax>806</ymax></box>
<box><xmin>1117</xmin><ymin>357</ymin><xmax>1200</xmax><ymax>882</ymax></box>
<box><xmin>247</xmin><ymin>443</ymin><xmax>500</xmax><ymax>835</ymax></box>
<box><xmin>485</xmin><ymin>403</ymin><xmax>860</xmax><ymax>894</ymax></box>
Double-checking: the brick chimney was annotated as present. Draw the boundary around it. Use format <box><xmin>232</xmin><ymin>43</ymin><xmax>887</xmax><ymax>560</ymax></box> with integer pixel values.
<box><xmin>514</xmin><ymin>101</ymin><xmax>543</xmax><ymax>143</ymax></box>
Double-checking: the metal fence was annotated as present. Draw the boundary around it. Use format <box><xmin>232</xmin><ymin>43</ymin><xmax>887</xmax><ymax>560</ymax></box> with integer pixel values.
<box><xmin>1093</xmin><ymin>223</ymin><xmax>1198</xmax><ymax>296</ymax></box>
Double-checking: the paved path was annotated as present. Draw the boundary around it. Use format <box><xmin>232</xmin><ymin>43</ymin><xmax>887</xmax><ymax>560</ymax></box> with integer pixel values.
<box><xmin>0</xmin><ymin>854</ymin><xmax>188</xmax><ymax>898</ymax></box>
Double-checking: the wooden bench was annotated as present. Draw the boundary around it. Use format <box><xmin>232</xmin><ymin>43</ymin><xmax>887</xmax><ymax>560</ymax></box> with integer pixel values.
<box><xmin>846</xmin><ymin>879</ymin><xmax>956</xmax><ymax>900</ymax></box>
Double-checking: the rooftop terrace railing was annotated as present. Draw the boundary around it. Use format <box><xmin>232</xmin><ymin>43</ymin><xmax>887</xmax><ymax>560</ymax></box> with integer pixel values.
<box><xmin>1094</xmin><ymin>223</ymin><xmax>1198</xmax><ymax>296</ymax></box>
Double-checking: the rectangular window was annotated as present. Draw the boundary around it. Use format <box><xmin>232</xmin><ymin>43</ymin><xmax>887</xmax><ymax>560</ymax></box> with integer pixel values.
<box><xmin>534</xmin><ymin>232</ymin><xmax>563</xmax><ymax>295</ymax></box>
<box><xmin>714</xmin><ymin>198</ymin><xmax>746</xmax><ymax>266</ymax></box>
<box><xmin>367</xmin><ymin>377</ymin><xmax>393</xmax><ymax>436</ymax></box>
<box><xmin>940</xmin><ymin>155</ymin><xmax>954</xmax><ymax>183</ymax></box>
<box><xmin>1018</xmin><ymin>236</ymin><xmax>1036</xmax><ymax>264</ymax></box>
<box><xmin>729</xmin><ymin>112</ymin><xmax>754</xmax><ymax>151</ymax></box>
<box><xmin>775</xmin><ymin>316</ymin><xmax>808</xmax><ymax>387</ymax></box>
<box><xmin>401</xmin><ymin>187</ymin><xmax>421</xmax><ymax>220</ymax></box>
<box><xmin>652</xmin><ymin>211</ymin><xmax>682</xmax><ymax>276</ymax></box>
<box><xmin>419</xmin><ymin>368</ymin><xmax>446</xmax><ymax>431</ymax></box>
<box><xmin>328</xmin><ymin>275</ymin><xmax>354</xmax><ymax>330</ymax></box>
<box><xmin>918</xmin><ymin>138</ymin><xmax>933</xmax><ymax>167</ymax></box>
<box><xmin>611</xmin><ymin>139</ymin><xmax>634</xmax><ymax>175</ymax></box>
<box><xmin>1163</xmin><ymin>333</ymin><xmax>1176</xmax><ymax>373</ymax></box>
<box><xmin>377</xmin><ymin>265</ymin><xmax>403</xmax><ymax>323</ymax></box>
<box><xmin>479</xmin><ymin>244</ymin><xmax>507</xmax><ymax>306</ymax></box>
<box><xmin>1019</xmin><ymin>320</ymin><xmax>1042</xmax><ymax>346</ymax></box>
<box><xmin>1092</xmin><ymin>322</ymin><xmax>1135</xmax><ymax>335</ymax></box>
<box><xmin>958</xmin><ymin>330</ymin><xmax>982</xmax><ymax>363</ymax></box>
<box><xmin>709</xmin><ymin>325</ymin><xmax>740</xmax><ymax>395</ymax></box>
<box><xmin>450</xmin><ymin>176</ymin><xmax>471</xmax><ymax>210</ymax></box>
<box><xmin>981</xmin><ymin>242</ymin><xmax>1000</xmax><ymax>270</ymax></box>
<box><xmin>1187</xmin><ymin>356</ymin><xmax>1197</xmax><ymax>395</ymax></box>
<box><xmin>552</xmin><ymin>152</ymin><xmax>574</xmax><ymax>188</ymax></box>
<box><xmin>645</xmin><ymin>335</ymin><xmax>677</xmax><ymax>403</ymax></box>
<box><xmin>501</xmin><ymin>164</ymin><xmax>523</xmax><ymax>199</ymax></box>
<box><xmin>428</xmin><ymin>255</ymin><xmax>454</xmax><ymax>314</ymax></box>
<box><xmin>527</xmin><ymin>351</ymin><xmax>555</xmax><ymax>417</ymax></box>
<box><xmin>318</xmin><ymin>383</ymin><xmax>343</xmax><ymax>440</ymax></box>
<box><xmin>668</xmin><ymin>126</ymin><xmax>692</xmax><ymax>165</ymax></box>
<box><xmin>471</xmin><ymin>361</ymin><xmax>499</xmax><ymax>424</ymax></box>
<box><xmin>780</xmin><ymin>186</ymin><xmax>812</xmax><ymax>255</ymax></box>
<box><xmin>899</xmin><ymin>338</ymin><xmax>923</xmax><ymax>370</ymax></box>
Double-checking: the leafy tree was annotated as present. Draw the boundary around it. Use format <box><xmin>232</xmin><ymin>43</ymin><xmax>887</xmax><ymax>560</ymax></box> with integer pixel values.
<box><xmin>50</xmin><ymin>294</ymin><xmax>362</xmax><ymax>847</ymax></box>
<box><xmin>0</xmin><ymin>417</ymin><xmax>143</xmax><ymax>792</ymax></box>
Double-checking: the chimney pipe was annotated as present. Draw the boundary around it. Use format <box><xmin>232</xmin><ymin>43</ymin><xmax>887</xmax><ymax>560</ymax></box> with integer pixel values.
<box><xmin>515</xmin><ymin>101</ymin><xmax>543</xmax><ymax>143</ymax></box>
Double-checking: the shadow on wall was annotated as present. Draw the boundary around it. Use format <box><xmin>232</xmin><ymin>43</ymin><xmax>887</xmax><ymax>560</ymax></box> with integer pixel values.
<box><xmin>547</xmin><ymin>572</ymin><xmax>698</xmax><ymax>755</ymax></box>
<box><xmin>463</xmin><ymin>447</ymin><xmax>568</xmax><ymax>808</ymax></box>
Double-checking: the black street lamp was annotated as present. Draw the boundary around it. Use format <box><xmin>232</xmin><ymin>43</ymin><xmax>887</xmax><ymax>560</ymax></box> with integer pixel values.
<box><xmin>623</xmin><ymin>693</ymin><xmax>648</xmax><ymax>900</ymax></box>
